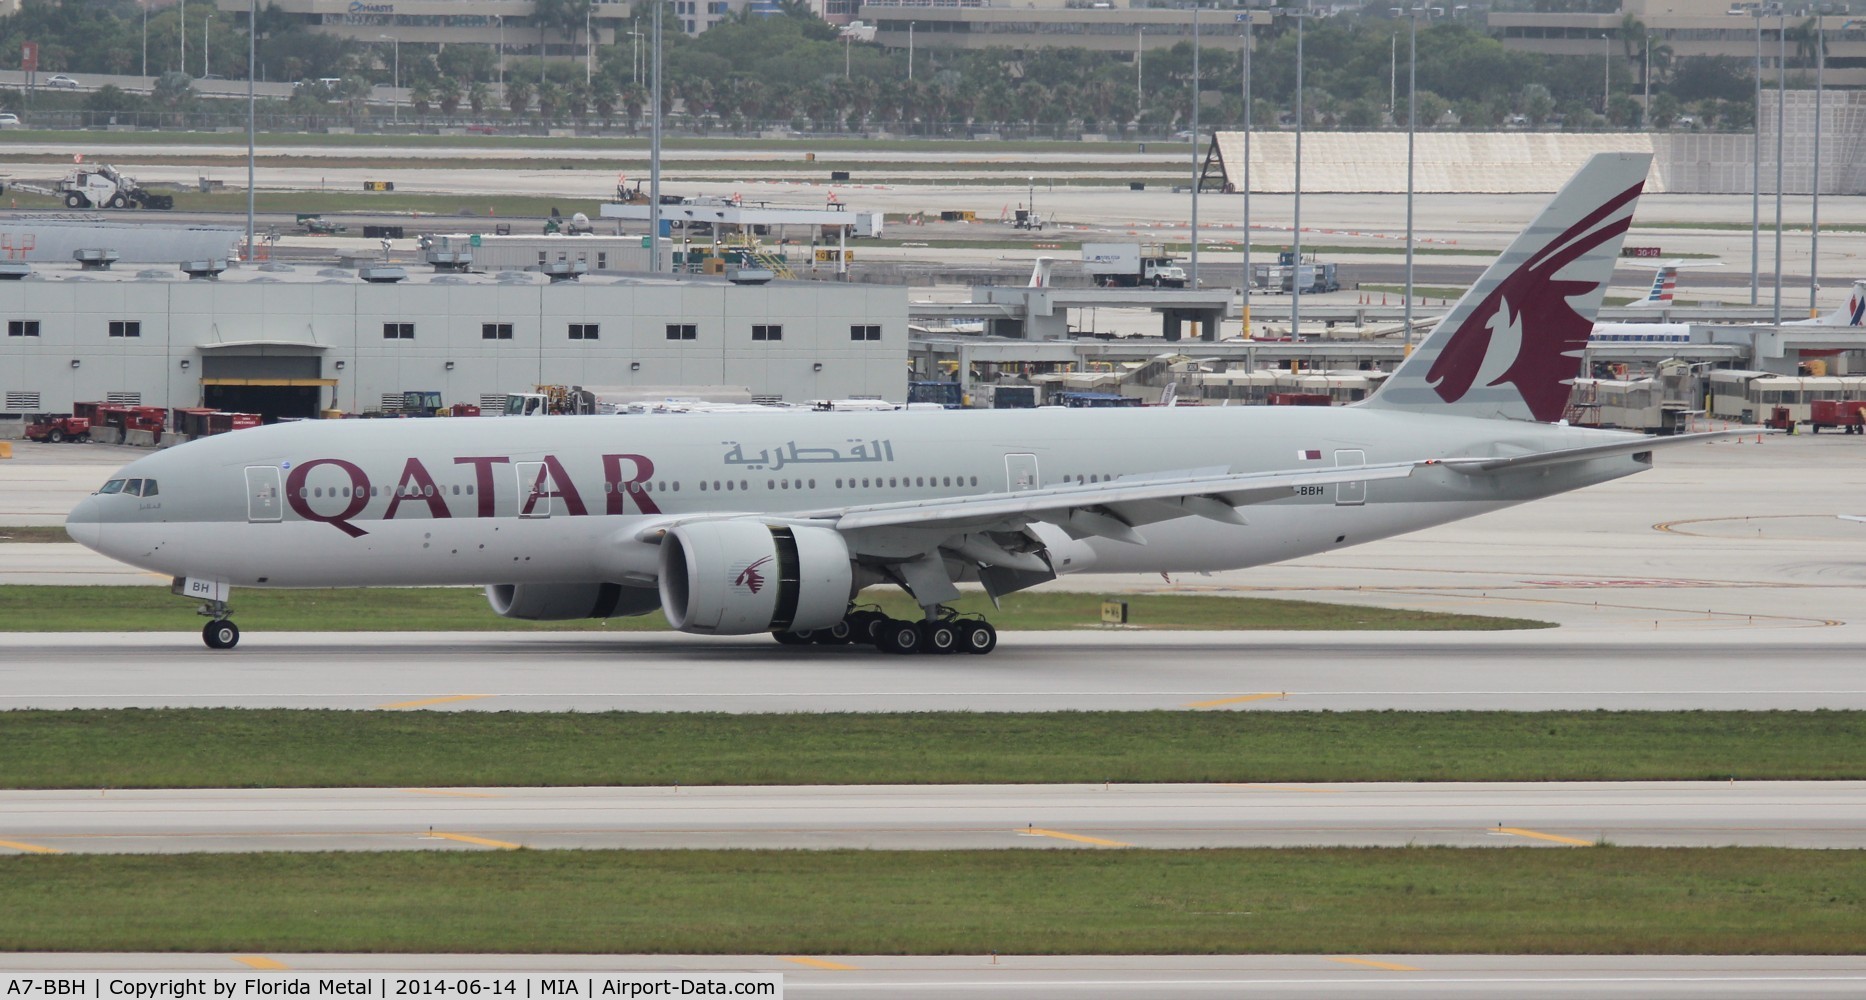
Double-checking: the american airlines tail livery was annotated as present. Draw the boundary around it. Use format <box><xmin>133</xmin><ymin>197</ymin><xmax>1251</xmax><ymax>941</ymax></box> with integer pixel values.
<box><xmin>68</xmin><ymin>153</ymin><xmax>1731</xmax><ymax>653</ymax></box>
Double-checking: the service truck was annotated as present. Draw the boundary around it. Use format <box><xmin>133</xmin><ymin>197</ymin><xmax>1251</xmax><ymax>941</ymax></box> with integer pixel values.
<box><xmin>1081</xmin><ymin>243</ymin><xmax>1188</xmax><ymax>288</ymax></box>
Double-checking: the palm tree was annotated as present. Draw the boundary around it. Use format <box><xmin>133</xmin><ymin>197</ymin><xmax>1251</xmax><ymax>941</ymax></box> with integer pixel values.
<box><xmin>436</xmin><ymin>76</ymin><xmax>463</xmax><ymax>121</ymax></box>
<box><xmin>467</xmin><ymin>81</ymin><xmax>490</xmax><ymax>118</ymax></box>
<box><xmin>536</xmin><ymin>80</ymin><xmax>563</xmax><ymax>124</ymax></box>
<box><xmin>506</xmin><ymin>77</ymin><xmax>534</xmax><ymax>121</ymax></box>
<box><xmin>410</xmin><ymin>80</ymin><xmax>434</xmax><ymax>122</ymax></box>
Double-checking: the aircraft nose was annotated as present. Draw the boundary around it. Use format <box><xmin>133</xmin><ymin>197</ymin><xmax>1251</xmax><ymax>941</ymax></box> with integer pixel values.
<box><xmin>65</xmin><ymin>496</ymin><xmax>103</xmax><ymax>550</ymax></box>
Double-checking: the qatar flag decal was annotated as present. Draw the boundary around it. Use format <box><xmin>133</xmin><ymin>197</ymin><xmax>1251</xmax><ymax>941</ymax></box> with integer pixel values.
<box><xmin>1298</xmin><ymin>449</ymin><xmax>1322</xmax><ymax>461</ymax></box>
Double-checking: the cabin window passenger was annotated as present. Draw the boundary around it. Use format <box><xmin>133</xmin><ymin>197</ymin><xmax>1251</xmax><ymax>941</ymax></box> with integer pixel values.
<box><xmin>808</xmin><ymin>479</ymin><xmax>815</xmax><ymax>489</ymax></box>
<box><xmin>970</xmin><ymin>477</ymin><xmax>978</xmax><ymax>486</ymax></box>
<box><xmin>862</xmin><ymin>478</ymin><xmax>870</xmax><ymax>488</ymax></box>
<box><xmin>452</xmin><ymin>485</ymin><xmax>460</xmax><ymax>496</ymax></box>
<box><xmin>767</xmin><ymin>479</ymin><xmax>775</xmax><ymax>490</ymax></box>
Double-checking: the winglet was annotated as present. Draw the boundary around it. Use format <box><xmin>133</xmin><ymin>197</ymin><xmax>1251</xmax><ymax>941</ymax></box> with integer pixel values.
<box><xmin>1362</xmin><ymin>152</ymin><xmax>1652</xmax><ymax>422</ymax></box>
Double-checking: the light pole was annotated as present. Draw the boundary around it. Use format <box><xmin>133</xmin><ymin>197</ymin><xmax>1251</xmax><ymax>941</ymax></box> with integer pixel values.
<box><xmin>908</xmin><ymin>22</ymin><xmax>915</xmax><ymax>81</ymax></box>
<box><xmin>1291</xmin><ymin>1</ymin><xmax>1310</xmax><ymax>336</ymax></box>
<box><xmin>843</xmin><ymin>32</ymin><xmax>850</xmax><ymax>79</ymax></box>
<box><xmin>1240</xmin><ymin>10</ymin><xmax>1251</xmax><ymax>339</ymax></box>
<box><xmin>1602</xmin><ymin>32</ymin><xmax>1610</xmax><ymax>116</ymax></box>
<box><xmin>141</xmin><ymin>1</ymin><xmax>148</xmax><ymax>79</ymax></box>
<box><xmin>1189</xmin><ymin>0</ymin><xmax>1200</xmax><ymax>289</ymax></box>
<box><xmin>1135</xmin><ymin>26</ymin><xmax>1143</xmax><ymax>128</ymax></box>
<box><xmin>378</xmin><ymin>34</ymin><xmax>398</xmax><ymax>121</ymax></box>
<box><xmin>585</xmin><ymin>4</ymin><xmax>593</xmax><ymax>86</ymax></box>
<box><xmin>629</xmin><ymin>24</ymin><xmax>642</xmax><ymax>85</ymax></box>
<box><xmin>246</xmin><ymin>0</ymin><xmax>256</xmax><ymax>263</ymax></box>
<box><xmin>1773</xmin><ymin>5</ymin><xmax>1785</xmax><ymax>328</ymax></box>
<box><xmin>180</xmin><ymin>0</ymin><xmax>185</xmax><ymax>75</ymax></box>
<box><xmin>1812</xmin><ymin>11</ymin><xmax>1824</xmax><ymax>315</ymax></box>
<box><xmin>497</xmin><ymin>15</ymin><xmax>505</xmax><ymax>86</ymax></box>
<box><xmin>1394</xmin><ymin>6</ymin><xmax>1439</xmax><ymax>351</ymax></box>
<box><xmin>1642</xmin><ymin>33</ymin><xmax>1650</xmax><ymax>124</ymax></box>
<box><xmin>650</xmin><ymin>0</ymin><xmax>662</xmax><ymax>273</ymax></box>
<box><xmin>204</xmin><ymin>11</ymin><xmax>211</xmax><ymax>78</ymax></box>
<box><xmin>1750</xmin><ymin>7</ymin><xmax>1763</xmax><ymax>305</ymax></box>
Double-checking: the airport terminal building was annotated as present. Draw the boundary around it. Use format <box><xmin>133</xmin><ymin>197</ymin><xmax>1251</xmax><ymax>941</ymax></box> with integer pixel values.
<box><xmin>0</xmin><ymin>263</ymin><xmax>908</xmax><ymax>430</ymax></box>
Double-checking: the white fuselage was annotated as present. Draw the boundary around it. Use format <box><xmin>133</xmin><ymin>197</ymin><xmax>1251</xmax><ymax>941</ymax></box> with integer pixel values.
<box><xmin>70</xmin><ymin>406</ymin><xmax>1649</xmax><ymax>592</ymax></box>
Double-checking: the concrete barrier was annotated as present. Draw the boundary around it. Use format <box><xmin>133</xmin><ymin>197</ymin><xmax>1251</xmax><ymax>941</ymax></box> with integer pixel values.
<box><xmin>125</xmin><ymin>428</ymin><xmax>159</xmax><ymax>447</ymax></box>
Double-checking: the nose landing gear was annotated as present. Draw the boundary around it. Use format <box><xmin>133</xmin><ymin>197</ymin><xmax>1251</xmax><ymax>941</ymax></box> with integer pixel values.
<box><xmin>202</xmin><ymin>618</ymin><xmax>241</xmax><ymax>649</ymax></box>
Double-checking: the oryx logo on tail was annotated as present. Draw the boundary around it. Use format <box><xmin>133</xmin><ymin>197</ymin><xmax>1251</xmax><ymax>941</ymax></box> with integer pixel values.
<box><xmin>1423</xmin><ymin>181</ymin><xmax>1644</xmax><ymax>422</ymax></box>
<box><xmin>1361</xmin><ymin>153</ymin><xmax>1652</xmax><ymax>424</ymax></box>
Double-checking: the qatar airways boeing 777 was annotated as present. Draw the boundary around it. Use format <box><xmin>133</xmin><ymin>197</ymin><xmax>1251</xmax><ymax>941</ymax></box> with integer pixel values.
<box><xmin>67</xmin><ymin>152</ymin><xmax>1736</xmax><ymax>653</ymax></box>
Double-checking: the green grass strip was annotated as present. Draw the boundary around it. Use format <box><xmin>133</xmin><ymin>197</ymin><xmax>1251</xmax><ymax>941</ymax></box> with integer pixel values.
<box><xmin>2</xmin><ymin>848</ymin><xmax>1860</xmax><ymax>954</ymax></box>
<box><xmin>2</xmin><ymin>711</ymin><xmax>1856</xmax><ymax>789</ymax></box>
<box><xmin>0</xmin><ymin>585</ymin><xmax>1548</xmax><ymax>632</ymax></box>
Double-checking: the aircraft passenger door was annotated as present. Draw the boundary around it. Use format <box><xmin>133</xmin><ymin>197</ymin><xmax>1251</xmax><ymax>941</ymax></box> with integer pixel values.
<box><xmin>244</xmin><ymin>466</ymin><xmax>283</xmax><ymax>523</ymax></box>
<box><xmin>1005</xmin><ymin>453</ymin><xmax>1040</xmax><ymax>493</ymax></box>
<box><xmin>1334</xmin><ymin>450</ymin><xmax>1367</xmax><ymax>506</ymax></box>
<box><xmin>516</xmin><ymin>461</ymin><xmax>552</xmax><ymax>518</ymax></box>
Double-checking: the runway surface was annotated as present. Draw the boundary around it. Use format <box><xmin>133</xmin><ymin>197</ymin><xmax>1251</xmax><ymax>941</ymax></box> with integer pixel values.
<box><xmin>4</xmin><ymin>629</ymin><xmax>1866</xmax><ymax>711</ymax></box>
<box><xmin>2</xmin><ymin>782</ymin><xmax>1859</xmax><ymax>853</ymax></box>
<box><xmin>2</xmin><ymin>955</ymin><xmax>1864</xmax><ymax>999</ymax></box>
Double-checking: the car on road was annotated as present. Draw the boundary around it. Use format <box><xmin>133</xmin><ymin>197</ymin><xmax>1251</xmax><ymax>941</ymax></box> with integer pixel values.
<box><xmin>465</xmin><ymin>124</ymin><xmax>499</xmax><ymax>134</ymax></box>
<box><xmin>46</xmin><ymin>74</ymin><xmax>80</xmax><ymax>89</ymax></box>
<box><xmin>0</xmin><ymin>113</ymin><xmax>20</xmax><ymax>128</ymax></box>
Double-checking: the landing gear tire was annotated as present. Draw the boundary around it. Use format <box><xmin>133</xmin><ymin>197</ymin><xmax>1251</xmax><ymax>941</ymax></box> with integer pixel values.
<box><xmin>920</xmin><ymin>620</ymin><xmax>958</xmax><ymax>655</ymax></box>
<box><xmin>845</xmin><ymin>609</ymin><xmax>886</xmax><ymax>645</ymax></box>
<box><xmin>814</xmin><ymin>619</ymin><xmax>854</xmax><ymax>644</ymax></box>
<box><xmin>772</xmin><ymin>629</ymin><xmax>814</xmax><ymax>645</ymax></box>
<box><xmin>876</xmin><ymin>618</ymin><xmax>922</xmax><ymax>655</ymax></box>
<box><xmin>958</xmin><ymin>620</ymin><xmax>998</xmax><ymax>655</ymax></box>
<box><xmin>202</xmin><ymin>619</ymin><xmax>240</xmax><ymax>650</ymax></box>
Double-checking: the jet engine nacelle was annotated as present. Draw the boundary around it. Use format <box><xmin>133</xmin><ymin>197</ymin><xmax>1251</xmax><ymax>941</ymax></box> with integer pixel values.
<box><xmin>486</xmin><ymin>581</ymin><xmax>661</xmax><ymax>620</ymax></box>
<box><xmin>658</xmin><ymin>520</ymin><xmax>854</xmax><ymax>635</ymax></box>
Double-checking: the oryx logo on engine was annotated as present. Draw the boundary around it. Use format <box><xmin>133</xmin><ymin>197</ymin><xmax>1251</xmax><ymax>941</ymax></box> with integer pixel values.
<box><xmin>735</xmin><ymin>556</ymin><xmax>773</xmax><ymax>594</ymax></box>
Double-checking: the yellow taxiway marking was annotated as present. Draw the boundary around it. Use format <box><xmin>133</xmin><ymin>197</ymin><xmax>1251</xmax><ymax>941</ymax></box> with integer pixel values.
<box><xmin>402</xmin><ymin>789</ymin><xmax>502</xmax><ymax>799</ymax></box>
<box><xmin>780</xmin><ymin>958</ymin><xmax>860</xmax><ymax>972</ymax></box>
<box><xmin>429</xmin><ymin>832</ymin><xmax>523</xmax><ymax>850</ymax></box>
<box><xmin>1184</xmin><ymin>692</ymin><xmax>1285</xmax><ymax>709</ymax></box>
<box><xmin>376</xmin><ymin>694</ymin><xmax>491</xmax><ymax>710</ymax></box>
<box><xmin>1495</xmin><ymin>826</ymin><xmax>1595</xmax><ymax>847</ymax></box>
<box><xmin>0</xmin><ymin>839</ymin><xmax>63</xmax><ymax>854</ymax></box>
<box><xmin>1018</xmin><ymin>828</ymin><xmax>1134</xmax><ymax>848</ymax></box>
<box><xmin>232</xmin><ymin>957</ymin><xmax>291</xmax><ymax>971</ymax></box>
<box><xmin>1327</xmin><ymin>958</ymin><xmax>1422</xmax><ymax>973</ymax></box>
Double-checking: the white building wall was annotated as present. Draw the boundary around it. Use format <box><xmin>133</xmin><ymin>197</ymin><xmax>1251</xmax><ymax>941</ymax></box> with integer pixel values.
<box><xmin>0</xmin><ymin>274</ymin><xmax>907</xmax><ymax>424</ymax></box>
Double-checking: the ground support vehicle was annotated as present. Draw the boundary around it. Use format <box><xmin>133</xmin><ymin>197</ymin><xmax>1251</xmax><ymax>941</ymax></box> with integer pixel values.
<box><xmin>1082</xmin><ymin>243</ymin><xmax>1188</xmax><ymax>288</ymax></box>
<box><xmin>25</xmin><ymin>415</ymin><xmax>90</xmax><ymax>443</ymax></box>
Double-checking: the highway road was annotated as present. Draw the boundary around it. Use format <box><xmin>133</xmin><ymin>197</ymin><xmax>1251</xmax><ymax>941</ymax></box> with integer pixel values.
<box><xmin>3</xmin><ymin>782</ymin><xmax>1860</xmax><ymax>854</ymax></box>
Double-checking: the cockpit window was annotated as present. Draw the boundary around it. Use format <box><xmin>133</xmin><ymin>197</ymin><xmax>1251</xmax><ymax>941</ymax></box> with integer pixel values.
<box><xmin>141</xmin><ymin>480</ymin><xmax>158</xmax><ymax>497</ymax></box>
<box><xmin>125</xmin><ymin>479</ymin><xmax>144</xmax><ymax>497</ymax></box>
<box><xmin>98</xmin><ymin>479</ymin><xmax>126</xmax><ymax>495</ymax></box>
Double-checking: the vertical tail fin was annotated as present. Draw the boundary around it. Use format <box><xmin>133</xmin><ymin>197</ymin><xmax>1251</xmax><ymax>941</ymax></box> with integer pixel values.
<box><xmin>1362</xmin><ymin>152</ymin><xmax>1652</xmax><ymax>422</ymax></box>
<box><xmin>1028</xmin><ymin>256</ymin><xmax>1055</xmax><ymax>288</ymax></box>
<box><xmin>1628</xmin><ymin>264</ymin><xmax>1676</xmax><ymax>308</ymax></box>
<box><xmin>1791</xmin><ymin>280</ymin><xmax>1866</xmax><ymax>327</ymax></box>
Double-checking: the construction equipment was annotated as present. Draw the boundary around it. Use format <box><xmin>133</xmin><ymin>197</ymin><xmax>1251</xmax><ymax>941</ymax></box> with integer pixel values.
<box><xmin>401</xmin><ymin>390</ymin><xmax>445</xmax><ymax>417</ymax></box>
<box><xmin>1252</xmin><ymin>250</ymin><xmax>1340</xmax><ymax>295</ymax></box>
<box><xmin>297</xmin><ymin>213</ymin><xmax>346</xmax><ymax>235</ymax></box>
<box><xmin>544</xmin><ymin>207</ymin><xmax>593</xmax><ymax>235</ymax></box>
<box><xmin>13</xmin><ymin>163</ymin><xmax>176</xmax><ymax>210</ymax></box>
<box><xmin>24</xmin><ymin>415</ymin><xmax>92</xmax><ymax>443</ymax></box>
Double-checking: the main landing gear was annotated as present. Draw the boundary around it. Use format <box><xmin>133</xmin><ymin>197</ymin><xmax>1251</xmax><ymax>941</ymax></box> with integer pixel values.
<box><xmin>772</xmin><ymin>605</ymin><xmax>998</xmax><ymax>656</ymax></box>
